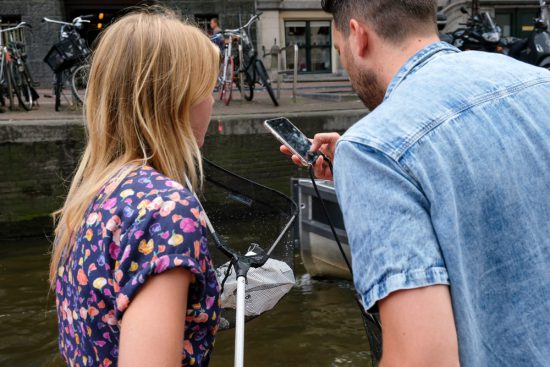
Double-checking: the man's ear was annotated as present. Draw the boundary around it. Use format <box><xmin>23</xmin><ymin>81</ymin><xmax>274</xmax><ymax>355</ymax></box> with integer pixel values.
<box><xmin>349</xmin><ymin>19</ymin><xmax>369</xmax><ymax>58</ymax></box>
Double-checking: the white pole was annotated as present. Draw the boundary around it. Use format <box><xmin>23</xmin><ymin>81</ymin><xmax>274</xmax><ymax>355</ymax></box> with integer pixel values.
<box><xmin>234</xmin><ymin>275</ymin><xmax>246</xmax><ymax>367</ymax></box>
<box><xmin>276</xmin><ymin>47</ymin><xmax>281</xmax><ymax>100</ymax></box>
<box><xmin>293</xmin><ymin>44</ymin><xmax>298</xmax><ymax>103</ymax></box>
<box><xmin>238</xmin><ymin>43</ymin><xmax>245</xmax><ymax>100</ymax></box>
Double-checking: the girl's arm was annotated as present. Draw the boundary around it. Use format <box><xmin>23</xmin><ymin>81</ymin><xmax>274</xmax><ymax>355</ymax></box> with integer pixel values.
<box><xmin>118</xmin><ymin>268</ymin><xmax>192</xmax><ymax>367</ymax></box>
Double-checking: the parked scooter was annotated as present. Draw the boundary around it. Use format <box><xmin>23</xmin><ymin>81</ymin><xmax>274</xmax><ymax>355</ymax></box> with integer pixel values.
<box><xmin>500</xmin><ymin>0</ymin><xmax>550</xmax><ymax>70</ymax></box>
<box><xmin>437</xmin><ymin>11</ymin><xmax>454</xmax><ymax>44</ymax></box>
<box><xmin>451</xmin><ymin>7</ymin><xmax>503</xmax><ymax>52</ymax></box>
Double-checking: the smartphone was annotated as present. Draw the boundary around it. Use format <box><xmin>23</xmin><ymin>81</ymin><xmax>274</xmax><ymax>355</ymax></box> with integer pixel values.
<box><xmin>264</xmin><ymin>117</ymin><xmax>312</xmax><ymax>166</ymax></box>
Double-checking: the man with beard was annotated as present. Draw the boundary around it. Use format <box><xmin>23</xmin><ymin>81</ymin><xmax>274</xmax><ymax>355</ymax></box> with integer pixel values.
<box><xmin>282</xmin><ymin>0</ymin><xmax>550</xmax><ymax>365</ymax></box>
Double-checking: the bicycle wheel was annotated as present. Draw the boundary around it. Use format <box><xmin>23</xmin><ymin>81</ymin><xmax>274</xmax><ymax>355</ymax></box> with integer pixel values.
<box><xmin>17</xmin><ymin>65</ymin><xmax>33</xmax><ymax>110</ymax></box>
<box><xmin>0</xmin><ymin>54</ymin><xmax>7</xmax><ymax>107</ymax></box>
<box><xmin>10</xmin><ymin>62</ymin><xmax>33</xmax><ymax>110</ymax></box>
<box><xmin>54</xmin><ymin>71</ymin><xmax>64</xmax><ymax>112</ymax></box>
<box><xmin>242</xmin><ymin>66</ymin><xmax>254</xmax><ymax>101</ymax></box>
<box><xmin>71</xmin><ymin>64</ymin><xmax>89</xmax><ymax>105</ymax></box>
<box><xmin>217</xmin><ymin>60</ymin><xmax>225</xmax><ymax>99</ymax></box>
<box><xmin>6</xmin><ymin>62</ymin><xmax>24</xmax><ymax>110</ymax></box>
<box><xmin>4</xmin><ymin>61</ymin><xmax>16</xmax><ymax>109</ymax></box>
<box><xmin>221</xmin><ymin>56</ymin><xmax>234</xmax><ymax>106</ymax></box>
<box><xmin>255</xmin><ymin>59</ymin><xmax>278</xmax><ymax>106</ymax></box>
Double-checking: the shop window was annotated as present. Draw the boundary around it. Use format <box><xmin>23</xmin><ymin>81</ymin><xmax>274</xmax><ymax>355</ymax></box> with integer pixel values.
<box><xmin>285</xmin><ymin>20</ymin><xmax>331</xmax><ymax>73</ymax></box>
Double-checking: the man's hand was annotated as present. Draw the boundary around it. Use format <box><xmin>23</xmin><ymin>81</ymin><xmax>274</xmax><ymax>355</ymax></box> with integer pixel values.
<box><xmin>280</xmin><ymin>132</ymin><xmax>340</xmax><ymax>180</ymax></box>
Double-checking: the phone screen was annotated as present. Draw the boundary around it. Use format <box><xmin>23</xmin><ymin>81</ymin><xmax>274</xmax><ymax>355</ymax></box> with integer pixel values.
<box><xmin>264</xmin><ymin>118</ymin><xmax>311</xmax><ymax>160</ymax></box>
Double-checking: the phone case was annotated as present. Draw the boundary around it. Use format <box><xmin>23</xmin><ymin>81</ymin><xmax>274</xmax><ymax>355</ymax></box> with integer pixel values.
<box><xmin>263</xmin><ymin>119</ymin><xmax>309</xmax><ymax>166</ymax></box>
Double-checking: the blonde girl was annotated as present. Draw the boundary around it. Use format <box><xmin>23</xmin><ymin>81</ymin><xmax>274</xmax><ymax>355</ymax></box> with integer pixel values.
<box><xmin>50</xmin><ymin>8</ymin><xmax>221</xmax><ymax>367</ymax></box>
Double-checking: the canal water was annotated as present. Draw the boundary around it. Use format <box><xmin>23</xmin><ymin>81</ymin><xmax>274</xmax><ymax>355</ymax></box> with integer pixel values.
<box><xmin>0</xmin><ymin>233</ymin><xmax>373</xmax><ymax>367</ymax></box>
<box><xmin>0</xmin><ymin>129</ymin><xmax>375</xmax><ymax>366</ymax></box>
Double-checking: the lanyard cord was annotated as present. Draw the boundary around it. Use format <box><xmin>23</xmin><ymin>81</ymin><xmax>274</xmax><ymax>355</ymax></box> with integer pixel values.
<box><xmin>306</xmin><ymin>154</ymin><xmax>382</xmax><ymax>364</ymax></box>
<box><xmin>306</xmin><ymin>155</ymin><xmax>352</xmax><ymax>275</ymax></box>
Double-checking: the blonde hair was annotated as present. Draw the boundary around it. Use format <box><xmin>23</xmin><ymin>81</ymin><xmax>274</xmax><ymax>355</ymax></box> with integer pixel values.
<box><xmin>49</xmin><ymin>8</ymin><xmax>219</xmax><ymax>288</ymax></box>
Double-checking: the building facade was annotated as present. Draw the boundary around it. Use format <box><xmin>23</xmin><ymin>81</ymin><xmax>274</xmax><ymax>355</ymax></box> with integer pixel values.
<box><xmin>256</xmin><ymin>0</ymin><xmax>543</xmax><ymax>75</ymax></box>
<box><xmin>0</xmin><ymin>0</ymin><xmax>544</xmax><ymax>86</ymax></box>
<box><xmin>441</xmin><ymin>0</ymin><xmax>542</xmax><ymax>37</ymax></box>
<box><xmin>0</xmin><ymin>0</ymin><xmax>255</xmax><ymax>86</ymax></box>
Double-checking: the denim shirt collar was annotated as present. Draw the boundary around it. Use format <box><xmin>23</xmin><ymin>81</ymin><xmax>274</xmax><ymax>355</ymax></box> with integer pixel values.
<box><xmin>384</xmin><ymin>41</ymin><xmax>460</xmax><ymax>100</ymax></box>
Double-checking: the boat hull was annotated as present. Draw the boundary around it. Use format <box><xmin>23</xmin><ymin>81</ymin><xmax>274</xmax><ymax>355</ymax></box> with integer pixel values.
<box><xmin>293</xmin><ymin>179</ymin><xmax>352</xmax><ymax>280</ymax></box>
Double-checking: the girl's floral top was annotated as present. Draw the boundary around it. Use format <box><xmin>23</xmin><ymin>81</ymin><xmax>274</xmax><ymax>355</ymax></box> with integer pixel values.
<box><xmin>55</xmin><ymin>165</ymin><xmax>221</xmax><ymax>367</ymax></box>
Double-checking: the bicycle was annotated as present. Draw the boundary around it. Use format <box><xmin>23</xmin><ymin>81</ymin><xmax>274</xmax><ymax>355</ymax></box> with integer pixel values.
<box><xmin>217</xmin><ymin>13</ymin><xmax>279</xmax><ymax>107</ymax></box>
<box><xmin>43</xmin><ymin>15</ymin><xmax>91</xmax><ymax>111</ymax></box>
<box><xmin>212</xmin><ymin>32</ymin><xmax>236</xmax><ymax>105</ymax></box>
<box><xmin>0</xmin><ymin>21</ymin><xmax>35</xmax><ymax>111</ymax></box>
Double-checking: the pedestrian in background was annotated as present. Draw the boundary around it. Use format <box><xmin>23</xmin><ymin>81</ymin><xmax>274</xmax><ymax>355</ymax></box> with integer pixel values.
<box><xmin>282</xmin><ymin>0</ymin><xmax>550</xmax><ymax>365</ymax></box>
<box><xmin>50</xmin><ymin>7</ymin><xmax>221</xmax><ymax>367</ymax></box>
<box><xmin>210</xmin><ymin>17</ymin><xmax>222</xmax><ymax>35</ymax></box>
<box><xmin>210</xmin><ymin>17</ymin><xmax>224</xmax><ymax>51</ymax></box>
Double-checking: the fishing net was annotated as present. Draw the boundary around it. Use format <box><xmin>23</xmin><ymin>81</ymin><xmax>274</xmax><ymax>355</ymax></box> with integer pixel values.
<box><xmin>198</xmin><ymin>158</ymin><xmax>297</xmax><ymax>330</ymax></box>
<box><xmin>198</xmin><ymin>158</ymin><xmax>382</xmax><ymax>366</ymax></box>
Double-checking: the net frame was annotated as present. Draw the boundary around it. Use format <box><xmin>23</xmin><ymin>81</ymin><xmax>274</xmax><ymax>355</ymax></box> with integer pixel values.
<box><xmin>191</xmin><ymin>158</ymin><xmax>298</xmax><ymax>367</ymax></box>
<box><xmin>191</xmin><ymin>158</ymin><xmax>298</xmax><ymax>323</ymax></box>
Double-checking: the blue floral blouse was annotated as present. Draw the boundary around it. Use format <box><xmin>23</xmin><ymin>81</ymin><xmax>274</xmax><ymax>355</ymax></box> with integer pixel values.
<box><xmin>55</xmin><ymin>165</ymin><xmax>221</xmax><ymax>366</ymax></box>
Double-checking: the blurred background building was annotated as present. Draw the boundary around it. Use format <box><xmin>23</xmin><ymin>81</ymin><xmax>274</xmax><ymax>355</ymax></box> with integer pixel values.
<box><xmin>0</xmin><ymin>0</ymin><xmax>543</xmax><ymax>86</ymax></box>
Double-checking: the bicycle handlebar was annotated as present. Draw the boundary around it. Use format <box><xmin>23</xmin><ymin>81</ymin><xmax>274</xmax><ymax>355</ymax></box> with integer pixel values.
<box><xmin>221</xmin><ymin>31</ymin><xmax>241</xmax><ymax>38</ymax></box>
<box><xmin>243</xmin><ymin>12</ymin><xmax>261</xmax><ymax>29</ymax></box>
<box><xmin>42</xmin><ymin>16</ymin><xmax>90</xmax><ymax>26</ymax></box>
<box><xmin>72</xmin><ymin>16</ymin><xmax>91</xmax><ymax>24</ymax></box>
<box><xmin>0</xmin><ymin>21</ymin><xmax>32</xmax><ymax>33</ymax></box>
<box><xmin>42</xmin><ymin>17</ymin><xmax>70</xmax><ymax>26</ymax></box>
<box><xmin>223</xmin><ymin>13</ymin><xmax>263</xmax><ymax>34</ymax></box>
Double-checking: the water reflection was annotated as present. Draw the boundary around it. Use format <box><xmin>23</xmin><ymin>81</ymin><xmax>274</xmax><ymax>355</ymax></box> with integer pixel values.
<box><xmin>0</xmin><ymin>239</ymin><xmax>372</xmax><ymax>366</ymax></box>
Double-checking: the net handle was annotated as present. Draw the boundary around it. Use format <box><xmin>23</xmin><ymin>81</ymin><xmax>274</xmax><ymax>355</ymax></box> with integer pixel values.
<box><xmin>184</xmin><ymin>176</ymin><xmax>234</xmax><ymax>259</ymax></box>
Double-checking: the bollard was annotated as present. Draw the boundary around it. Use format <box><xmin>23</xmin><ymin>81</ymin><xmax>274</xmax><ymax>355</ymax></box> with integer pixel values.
<box><xmin>270</xmin><ymin>44</ymin><xmax>281</xmax><ymax>99</ymax></box>
<box><xmin>293</xmin><ymin>44</ymin><xmax>298</xmax><ymax>103</ymax></box>
<box><xmin>238</xmin><ymin>43</ymin><xmax>245</xmax><ymax>100</ymax></box>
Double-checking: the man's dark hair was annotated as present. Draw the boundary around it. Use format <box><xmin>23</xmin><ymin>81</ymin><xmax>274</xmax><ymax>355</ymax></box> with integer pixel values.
<box><xmin>321</xmin><ymin>0</ymin><xmax>437</xmax><ymax>42</ymax></box>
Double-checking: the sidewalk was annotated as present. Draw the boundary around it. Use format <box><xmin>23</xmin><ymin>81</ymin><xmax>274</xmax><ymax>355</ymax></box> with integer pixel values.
<box><xmin>0</xmin><ymin>80</ymin><xmax>368</xmax><ymax>122</ymax></box>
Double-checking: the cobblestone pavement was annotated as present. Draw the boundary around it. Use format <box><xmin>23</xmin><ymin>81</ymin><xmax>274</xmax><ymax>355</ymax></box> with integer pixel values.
<box><xmin>0</xmin><ymin>80</ymin><xmax>368</xmax><ymax>122</ymax></box>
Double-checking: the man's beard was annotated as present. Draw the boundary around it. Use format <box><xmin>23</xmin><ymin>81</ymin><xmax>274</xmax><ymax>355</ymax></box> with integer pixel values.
<box><xmin>345</xmin><ymin>49</ymin><xmax>386</xmax><ymax>110</ymax></box>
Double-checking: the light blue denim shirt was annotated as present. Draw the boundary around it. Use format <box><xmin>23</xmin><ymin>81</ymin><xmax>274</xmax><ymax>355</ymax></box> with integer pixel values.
<box><xmin>334</xmin><ymin>42</ymin><xmax>550</xmax><ymax>365</ymax></box>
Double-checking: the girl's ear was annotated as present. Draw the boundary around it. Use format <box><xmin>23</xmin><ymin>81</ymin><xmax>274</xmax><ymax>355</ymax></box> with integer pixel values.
<box><xmin>349</xmin><ymin>19</ymin><xmax>369</xmax><ymax>58</ymax></box>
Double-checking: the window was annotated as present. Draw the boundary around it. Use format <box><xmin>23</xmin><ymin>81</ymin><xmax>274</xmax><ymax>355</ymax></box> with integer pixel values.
<box><xmin>495</xmin><ymin>8</ymin><xmax>538</xmax><ymax>38</ymax></box>
<box><xmin>195</xmin><ymin>14</ymin><xmax>218</xmax><ymax>35</ymax></box>
<box><xmin>0</xmin><ymin>15</ymin><xmax>22</xmax><ymax>45</ymax></box>
<box><xmin>0</xmin><ymin>14</ymin><xmax>21</xmax><ymax>25</ymax></box>
<box><xmin>285</xmin><ymin>20</ymin><xmax>331</xmax><ymax>73</ymax></box>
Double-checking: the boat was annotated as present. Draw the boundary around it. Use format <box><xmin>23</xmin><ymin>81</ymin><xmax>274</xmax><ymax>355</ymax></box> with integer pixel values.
<box><xmin>292</xmin><ymin>178</ymin><xmax>352</xmax><ymax>280</ymax></box>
